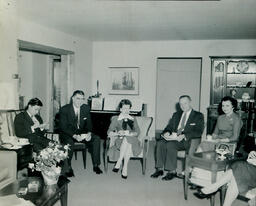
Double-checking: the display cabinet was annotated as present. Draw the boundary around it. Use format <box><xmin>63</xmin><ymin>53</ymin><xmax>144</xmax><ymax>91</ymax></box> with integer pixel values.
<box><xmin>208</xmin><ymin>56</ymin><xmax>256</xmax><ymax>140</ymax></box>
<box><xmin>210</xmin><ymin>56</ymin><xmax>256</xmax><ymax>105</ymax></box>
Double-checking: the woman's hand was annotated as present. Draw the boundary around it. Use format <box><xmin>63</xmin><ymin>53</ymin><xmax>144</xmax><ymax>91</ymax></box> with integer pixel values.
<box><xmin>32</xmin><ymin>121</ymin><xmax>40</xmax><ymax>130</ymax></box>
<box><xmin>219</xmin><ymin>138</ymin><xmax>230</xmax><ymax>143</ymax></box>
<box><xmin>248</xmin><ymin>151</ymin><xmax>256</xmax><ymax>159</ymax></box>
<box><xmin>128</xmin><ymin>132</ymin><xmax>138</xmax><ymax>137</ymax></box>
<box><xmin>108</xmin><ymin>131</ymin><xmax>118</xmax><ymax>138</ymax></box>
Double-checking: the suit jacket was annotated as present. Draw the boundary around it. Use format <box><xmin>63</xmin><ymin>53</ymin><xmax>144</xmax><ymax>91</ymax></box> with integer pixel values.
<box><xmin>59</xmin><ymin>103</ymin><xmax>93</xmax><ymax>137</ymax></box>
<box><xmin>162</xmin><ymin>110</ymin><xmax>204</xmax><ymax>141</ymax></box>
<box><xmin>14</xmin><ymin>111</ymin><xmax>45</xmax><ymax>138</ymax></box>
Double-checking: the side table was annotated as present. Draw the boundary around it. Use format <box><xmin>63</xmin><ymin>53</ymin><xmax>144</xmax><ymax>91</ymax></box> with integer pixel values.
<box><xmin>184</xmin><ymin>151</ymin><xmax>232</xmax><ymax>206</ymax></box>
<box><xmin>0</xmin><ymin>176</ymin><xmax>70</xmax><ymax>206</ymax></box>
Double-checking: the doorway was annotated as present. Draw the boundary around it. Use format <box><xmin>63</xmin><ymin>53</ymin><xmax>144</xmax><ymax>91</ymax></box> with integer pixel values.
<box><xmin>155</xmin><ymin>57</ymin><xmax>202</xmax><ymax>133</ymax></box>
<box><xmin>17</xmin><ymin>40</ymin><xmax>74</xmax><ymax>131</ymax></box>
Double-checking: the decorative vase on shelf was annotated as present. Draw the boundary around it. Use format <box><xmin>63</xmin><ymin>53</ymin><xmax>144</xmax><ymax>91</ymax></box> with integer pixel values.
<box><xmin>42</xmin><ymin>169</ymin><xmax>60</xmax><ymax>186</ymax></box>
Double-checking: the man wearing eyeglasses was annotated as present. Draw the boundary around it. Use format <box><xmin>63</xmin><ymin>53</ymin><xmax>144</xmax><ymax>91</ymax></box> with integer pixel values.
<box><xmin>59</xmin><ymin>90</ymin><xmax>103</xmax><ymax>177</ymax></box>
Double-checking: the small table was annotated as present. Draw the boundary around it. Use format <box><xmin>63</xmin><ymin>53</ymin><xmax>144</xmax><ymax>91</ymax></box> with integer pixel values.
<box><xmin>0</xmin><ymin>176</ymin><xmax>70</xmax><ymax>206</ymax></box>
<box><xmin>184</xmin><ymin>151</ymin><xmax>234</xmax><ymax>206</ymax></box>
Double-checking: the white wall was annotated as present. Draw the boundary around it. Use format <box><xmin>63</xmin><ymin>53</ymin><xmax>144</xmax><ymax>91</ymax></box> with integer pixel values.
<box><xmin>92</xmin><ymin>40</ymin><xmax>256</xmax><ymax>137</ymax></box>
<box><xmin>18</xmin><ymin>18</ymin><xmax>93</xmax><ymax>100</ymax></box>
<box><xmin>0</xmin><ymin>0</ymin><xmax>19</xmax><ymax>108</ymax></box>
<box><xmin>0</xmin><ymin>0</ymin><xmax>93</xmax><ymax>109</ymax></box>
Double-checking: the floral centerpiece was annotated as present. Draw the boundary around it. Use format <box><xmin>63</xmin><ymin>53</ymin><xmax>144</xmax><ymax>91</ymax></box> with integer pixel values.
<box><xmin>29</xmin><ymin>142</ymin><xmax>69</xmax><ymax>185</ymax></box>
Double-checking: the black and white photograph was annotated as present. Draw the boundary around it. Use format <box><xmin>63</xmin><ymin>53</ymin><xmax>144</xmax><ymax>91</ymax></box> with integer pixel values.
<box><xmin>109</xmin><ymin>67</ymin><xmax>139</xmax><ymax>95</ymax></box>
<box><xmin>0</xmin><ymin>0</ymin><xmax>256</xmax><ymax>206</ymax></box>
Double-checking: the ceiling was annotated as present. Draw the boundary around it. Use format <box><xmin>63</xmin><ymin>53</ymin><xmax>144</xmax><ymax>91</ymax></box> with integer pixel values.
<box><xmin>17</xmin><ymin>0</ymin><xmax>256</xmax><ymax>41</ymax></box>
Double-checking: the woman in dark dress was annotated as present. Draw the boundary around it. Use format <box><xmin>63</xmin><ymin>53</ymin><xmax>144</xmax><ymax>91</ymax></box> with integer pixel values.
<box><xmin>107</xmin><ymin>99</ymin><xmax>141</xmax><ymax>179</ymax></box>
<box><xmin>198</xmin><ymin>96</ymin><xmax>242</xmax><ymax>152</ymax></box>
<box><xmin>199</xmin><ymin>150</ymin><xmax>256</xmax><ymax>206</ymax></box>
<box><xmin>14</xmin><ymin>98</ymin><xmax>50</xmax><ymax>153</ymax></box>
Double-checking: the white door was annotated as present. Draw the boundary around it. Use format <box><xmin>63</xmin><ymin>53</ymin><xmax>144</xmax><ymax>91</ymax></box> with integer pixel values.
<box><xmin>156</xmin><ymin>58</ymin><xmax>202</xmax><ymax>131</ymax></box>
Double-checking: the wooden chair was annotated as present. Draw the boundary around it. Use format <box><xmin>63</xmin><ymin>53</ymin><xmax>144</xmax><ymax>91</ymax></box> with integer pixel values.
<box><xmin>177</xmin><ymin>138</ymin><xmax>201</xmax><ymax>176</ymax></box>
<box><xmin>73</xmin><ymin>143</ymin><xmax>87</xmax><ymax>169</ymax></box>
<box><xmin>104</xmin><ymin>116</ymin><xmax>153</xmax><ymax>175</ymax></box>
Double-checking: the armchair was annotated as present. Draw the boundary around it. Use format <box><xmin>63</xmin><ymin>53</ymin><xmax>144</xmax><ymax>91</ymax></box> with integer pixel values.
<box><xmin>104</xmin><ymin>116</ymin><xmax>153</xmax><ymax>175</ymax></box>
<box><xmin>0</xmin><ymin>150</ymin><xmax>17</xmax><ymax>190</ymax></box>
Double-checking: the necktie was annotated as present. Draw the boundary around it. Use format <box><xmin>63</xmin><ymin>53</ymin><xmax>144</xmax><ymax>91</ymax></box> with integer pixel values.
<box><xmin>75</xmin><ymin>109</ymin><xmax>80</xmax><ymax>129</ymax></box>
<box><xmin>177</xmin><ymin>112</ymin><xmax>187</xmax><ymax>135</ymax></box>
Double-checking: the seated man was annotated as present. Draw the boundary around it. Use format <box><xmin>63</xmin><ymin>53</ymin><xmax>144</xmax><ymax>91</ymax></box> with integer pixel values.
<box><xmin>59</xmin><ymin>90</ymin><xmax>102</xmax><ymax>177</ymax></box>
<box><xmin>151</xmin><ymin>95</ymin><xmax>204</xmax><ymax>181</ymax></box>
<box><xmin>14</xmin><ymin>98</ymin><xmax>50</xmax><ymax>153</ymax></box>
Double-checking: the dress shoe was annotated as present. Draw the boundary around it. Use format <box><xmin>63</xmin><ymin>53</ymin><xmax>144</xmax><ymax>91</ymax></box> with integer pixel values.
<box><xmin>150</xmin><ymin>170</ymin><xmax>164</xmax><ymax>178</ymax></box>
<box><xmin>121</xmin><ymin>174</ymin><xmax>127</xmax><ymax>179</ymax></box>
<box><xmin>189</xmin><ymin>185</ymin><xmax>200</xmax><ymax>190</ymax></box>
<box><xmin>112</xmin><ymin>168</ymin><xmax>119</xmax><ymax>173</ymax></box>
<box><xmin>65</xmin><ymin>169</ymin><xmax>75</xmax><ymax>177</ymax></box>
<box><xmin>93</xmin><ymin>166</ymin><xmax>103</xmax><ymax>174</ymax></box>
<box><xmin>161</xmin><ymin>172</ymin><xmax>176</xmax><ymax>181</ymax></box>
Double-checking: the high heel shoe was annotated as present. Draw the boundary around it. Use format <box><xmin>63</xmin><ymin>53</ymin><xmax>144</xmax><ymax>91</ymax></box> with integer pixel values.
<box><xmin>193</xmin><ymin>190</ymin><xmax>217</xmax><ymax>199</ymax></box>
<box><xmin>112</xmin><ymin>168</ymin><xmax>119</xmax><ymax>173</ymax></box>
<box><xmin>121</xmin><ymin>174</ymin><xmax>127</xmax><ymax>179</ymax></box>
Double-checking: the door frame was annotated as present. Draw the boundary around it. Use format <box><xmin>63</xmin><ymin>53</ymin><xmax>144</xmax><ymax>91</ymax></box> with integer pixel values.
<box><xmin>17</xmin><ymin>40</ymin><xmax>74</xmax><ymax>131</ymax></box>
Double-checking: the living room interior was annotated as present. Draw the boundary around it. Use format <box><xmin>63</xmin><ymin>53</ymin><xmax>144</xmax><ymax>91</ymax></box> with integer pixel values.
<box><xmin>0</xmin><ymin>0</ymin><xmax>256</xmax><ymax>206</ymax></box>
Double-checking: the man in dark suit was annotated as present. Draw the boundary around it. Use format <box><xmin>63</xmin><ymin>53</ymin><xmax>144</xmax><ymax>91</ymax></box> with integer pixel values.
<box><xmin>59</xmin><ymin>90</ymin><xmax>102</xmax><ymax>176</ymax></box>
<box><xmin>151</xmin><ymin>95</ymin><xmax>204</xmax><ymax>181</ymax></box>
<box><xmin>14</xmin><ymin>98</ymin><xmax>50</xmax><ymax>153</ymax></box>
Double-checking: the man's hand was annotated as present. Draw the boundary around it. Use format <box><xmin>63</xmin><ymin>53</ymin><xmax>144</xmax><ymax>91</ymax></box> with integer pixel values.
<box><xmin>85</xmin><ymin>132</ymin><xmax>92</xmax><ymax>142</ymax></box>
<box><xmin>162</xmin><ymin>132</ymin><xmax>170</xmax><ymax>139</ymax></box>
<box><xmin>39</xmin><ymin>123</ymin><xmax>49</xmax><ymax>130</ymax></box>
<box><xmin>81</xmin><ymin>133</ymin><xmax>92</xmax><ymax>142</ymax></box>
<box><xmin>73</xmin><ymin>134</ymin><xmax>82</xmax><ymax>142</ymax></box>
<box><xmin>176</xmin><ymin>134</ymin><xmax>185</xmax><ymax>142</ymax></box>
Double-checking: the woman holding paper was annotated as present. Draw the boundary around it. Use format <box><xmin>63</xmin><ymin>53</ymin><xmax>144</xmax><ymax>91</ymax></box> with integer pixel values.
<box><xmin>107</xmin><ymin>99</ymin><xmax>141</xmax><ymax>179</ymax></box>
<box><xmin>198</xmin><ymin>96</ymin><xmax>242</xmax><ymax>152</ymax></box>
<box><xmin>14</xmin><ymin>98</ymin><xmax>50</xmax><ymax>153</ymax></box>
<box><xmin>195</xmin><ymin>151</ymin><xmax>256</xmax><ymax>206</ymax></box>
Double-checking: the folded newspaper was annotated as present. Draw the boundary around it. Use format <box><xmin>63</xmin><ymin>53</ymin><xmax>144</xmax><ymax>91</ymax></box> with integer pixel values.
<box><xmin>247</xmin><ymin>158</ymin><xmax>256</xmax><ymax>166</ymax></box>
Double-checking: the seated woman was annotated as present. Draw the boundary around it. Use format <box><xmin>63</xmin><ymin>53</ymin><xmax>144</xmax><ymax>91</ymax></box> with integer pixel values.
<box><xmin>107</xmin><ymin>99</ymin><xmax>141</xmax><ymax>179</ymax></box>
<box><xmin>14</xmin><ymin>98</ymin><xmax>50</xmax><ymax>153</ymax></box>
<box><xmin>197</xmin><ymin>151</ymin><xmax>256</xmax><ymax>206</ymax></box>
<box><xmin>198</xmin><ymin>96</ymin><xmax>242</xmax><ymax>152</ymax></box>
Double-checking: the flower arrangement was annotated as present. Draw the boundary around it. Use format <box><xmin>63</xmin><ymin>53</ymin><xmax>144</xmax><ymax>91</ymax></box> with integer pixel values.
<box><xmin>29</xmin><ymin>142</ymin><xmax>69</xmax><ymax>179</ymax></box>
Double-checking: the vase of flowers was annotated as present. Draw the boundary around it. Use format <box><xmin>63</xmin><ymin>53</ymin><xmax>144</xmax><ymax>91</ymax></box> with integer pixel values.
<box><xmin>29</xmin><ymin>142</ymin><xmax>69</xmax><ymax>185</ymax></box>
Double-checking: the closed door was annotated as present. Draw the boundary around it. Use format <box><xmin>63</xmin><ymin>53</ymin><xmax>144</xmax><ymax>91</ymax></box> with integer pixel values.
<box><xmin>156</xmin><ymin>58</ymin><xmax>202</xmax><ymax>131</ymax></box>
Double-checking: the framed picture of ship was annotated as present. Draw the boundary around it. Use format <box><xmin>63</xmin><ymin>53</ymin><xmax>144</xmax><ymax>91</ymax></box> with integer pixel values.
<box><xmin>109</xmin><ymin>67</ymin><xmax>139</xmax><ymax>95</ymax></box>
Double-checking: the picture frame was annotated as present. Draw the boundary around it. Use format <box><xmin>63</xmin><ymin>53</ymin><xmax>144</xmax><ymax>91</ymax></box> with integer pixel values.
<box><xmin>91</xmin><ymin>97</ymin><xmax>104</xmax><ymax>110</ymax></box>
<box><xmin>109</xmin><ymin>67</ymin><xmax>139</xmax><ymax>95</ymax></box>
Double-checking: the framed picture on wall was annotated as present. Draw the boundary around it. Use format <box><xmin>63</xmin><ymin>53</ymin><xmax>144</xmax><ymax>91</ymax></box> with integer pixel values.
<box><xmin>109</xmin><ymin>67</ymin><xmax>139</xmax><ymax>95</ymax></box>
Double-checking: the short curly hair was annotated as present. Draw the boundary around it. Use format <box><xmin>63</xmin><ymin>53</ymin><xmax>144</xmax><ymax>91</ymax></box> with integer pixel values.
<box><xmin>118</xmin><ymin>99</ymin><xmax>132</xmax><ymax>110</ymax></box>
<box><xmin>25</xmin><ymin>98</ymin><xmax>43</xmax><ymax>110</ymax></box>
